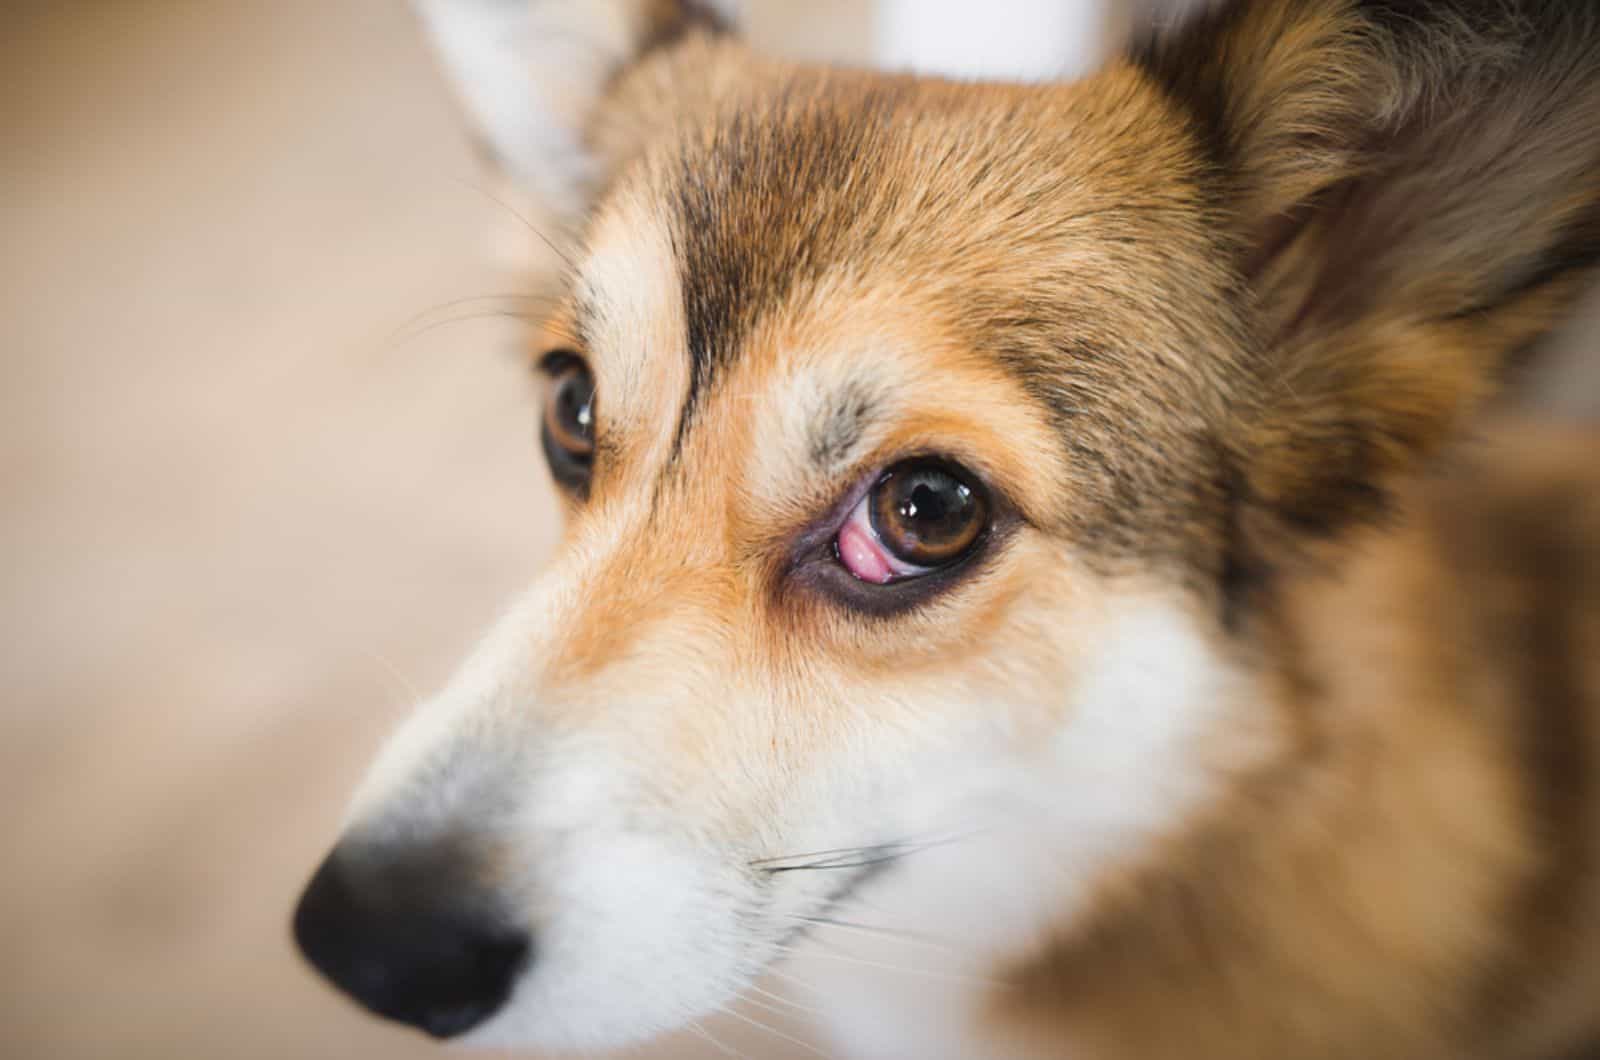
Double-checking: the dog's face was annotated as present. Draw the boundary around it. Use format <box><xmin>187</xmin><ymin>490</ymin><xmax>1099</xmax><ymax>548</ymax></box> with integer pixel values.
<box><xmin>315</xmin><ymin>63</ymin><xmax>1259</xmax><ymax>1050</ymax></box>
<box><xmin>295</xmin><ymin>0</ymin><xmax>1600</xmax><ymax>1051</ymax></box>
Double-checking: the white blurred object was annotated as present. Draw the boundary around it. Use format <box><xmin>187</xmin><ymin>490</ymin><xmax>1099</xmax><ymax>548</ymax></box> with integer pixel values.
<box><xmin>873</xmin><ymin>0</ymin><xmax>1116</xmax><ymax>81</ymax></box>
<box><xmin>411</xmin><ymin>0</ymin><xmax>632</xmax><ymax>223</ymax></box>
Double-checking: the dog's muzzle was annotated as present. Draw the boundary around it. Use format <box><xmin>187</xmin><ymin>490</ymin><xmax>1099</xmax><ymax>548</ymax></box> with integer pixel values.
<box><xmin>291</xmin><ymin>839</ymin><xmax>529</xmax><ymax>1039</ymax></box>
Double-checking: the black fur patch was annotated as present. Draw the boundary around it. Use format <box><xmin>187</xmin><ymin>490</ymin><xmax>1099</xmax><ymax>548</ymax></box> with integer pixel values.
<box><xmin>807</xmin><ymin>380</ymin><xmax>879</xmax><ymax>471</ymax></box>
<box><xmin>665</xmin><ymin>84</ymin><xmax>905</xmax><ymax>459</ymax></box>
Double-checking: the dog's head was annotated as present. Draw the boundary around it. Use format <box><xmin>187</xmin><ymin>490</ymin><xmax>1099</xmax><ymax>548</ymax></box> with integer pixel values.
<box><xmin>294</xmin><ymin>0</ymin><xmax>1600</xmax><ymax>1050</ymax></box>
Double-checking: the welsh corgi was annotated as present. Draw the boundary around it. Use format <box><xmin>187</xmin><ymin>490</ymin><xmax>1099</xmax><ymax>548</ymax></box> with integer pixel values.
<box><xmin>293</xmin><ymin>1</ymin><xmax>1600</xmax><ymax>1056</ymax></box>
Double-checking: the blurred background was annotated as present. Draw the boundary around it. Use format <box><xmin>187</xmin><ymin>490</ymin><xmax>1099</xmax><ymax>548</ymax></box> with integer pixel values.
<box><xmin>1</xmin><ymin>3</ymin><xmax>1594</xmax><ymax>1059</ymax></box>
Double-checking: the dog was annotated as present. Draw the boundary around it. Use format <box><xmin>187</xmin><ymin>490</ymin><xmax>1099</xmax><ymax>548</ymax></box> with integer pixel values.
<box><xmin>292</xmin><ymin>1</ymin><xmax>1600</xmax><ymax>1056</ymax></box>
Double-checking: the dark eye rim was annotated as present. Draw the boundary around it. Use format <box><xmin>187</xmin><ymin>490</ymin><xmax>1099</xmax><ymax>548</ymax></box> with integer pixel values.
<box><xmin>785</xmin><ymin>454</ymin><xmax>1014</xmax><ymax>619</ymax></box>
<box><xmin>538</xmin><ymin>348</ymin><xmax>585</xmax><ymax>377</ymax></box>
<box><xmin>537</xmin><ymin>348</ymin><xmax>594</xmax><ymax>497</ymax></box>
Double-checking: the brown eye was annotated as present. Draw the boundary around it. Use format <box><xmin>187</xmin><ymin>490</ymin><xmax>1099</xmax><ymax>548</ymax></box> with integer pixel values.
<box><xmin>867</xmin><ymin>460</ymin><xmax>988</xmax><ymax>568</ymax></box>
<box><xmin>539</xmin><ymin>352</ymin><xmax>594</xmax><ymax>494</ymax></box>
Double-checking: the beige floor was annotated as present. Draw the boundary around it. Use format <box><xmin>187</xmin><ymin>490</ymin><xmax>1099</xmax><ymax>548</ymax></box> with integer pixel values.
<box><xmin>2</xmin><ymin>4</ymin><xmax>1594</xmax><ymax>1060</ymax></box>
<box><xmin>0</xmin><ymin>3</ymin><xmax>866</xmax><ymax>1057</ymax></box>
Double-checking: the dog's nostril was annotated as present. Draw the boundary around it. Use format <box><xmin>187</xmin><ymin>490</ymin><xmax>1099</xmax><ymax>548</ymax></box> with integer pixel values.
<box><xmin>291</xmin><ymin>846</ymin><xmax>530</xmax><ymax>1039</ymax></box>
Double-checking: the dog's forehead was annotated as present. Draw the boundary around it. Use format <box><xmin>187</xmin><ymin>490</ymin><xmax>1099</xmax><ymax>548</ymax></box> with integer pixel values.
<box><xmin>662</xmin><ymin>88</ymin><xmax>905</xmax><ymax>435</ymax></box>
<box><xmin>570</xmin><ymin>73</ymin><xmax>1239</xmax><ymax>549</ymax></box>
<box><xmin>578</xmin><ymin>83</ymin><xmax>1030</xmax><ymax>440</ymax></box>
<box><xmin>575</xmin><ymin>89</ymin><xmax>935</xmax><ymax>479</ymax></box>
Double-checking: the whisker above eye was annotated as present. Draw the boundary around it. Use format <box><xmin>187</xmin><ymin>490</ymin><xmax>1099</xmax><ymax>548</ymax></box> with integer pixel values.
<box><xmin>376</xmin><ymin>305</ymin><xmax>575</xmax><ymax>362</ymax></box>
<box><xmin>406</xmin><ymin>290</ymin><xmax>564</xmax><ymax>320</ymax></box>
<box><xmin>452</xmin><ymin>176</ymin><xmax>583</xmax><ymax>272</ymax></box>
<box><xmin>385</xmin><ymin>291</ymin><xmax>567</xmax><ymax>335</ymax></box>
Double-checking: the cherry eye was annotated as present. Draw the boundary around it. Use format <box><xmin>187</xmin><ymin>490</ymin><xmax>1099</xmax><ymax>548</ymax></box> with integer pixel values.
<box><xmin>836</xmin><ymin>460</ymin><xmax>989</xmax><ymax>583</ymax></box>
<box><xmin>539</xmin><ymin>352</ymin><xmax>594</xmax><ymax>494</ymax></box>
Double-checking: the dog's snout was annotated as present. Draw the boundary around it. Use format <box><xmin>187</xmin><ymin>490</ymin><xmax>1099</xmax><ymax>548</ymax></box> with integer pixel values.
<box><xmin>291</xmin><ymin>844</ymin><xmax>529</xmax><ymax>1039</ymax></box>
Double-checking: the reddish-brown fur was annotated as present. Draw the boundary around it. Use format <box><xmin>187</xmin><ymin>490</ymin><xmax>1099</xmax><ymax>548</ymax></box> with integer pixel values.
<box><xmin>301</xmin><ymin>1</ymin><xmax>1600</xmax><ymax>1055</ymax></box>
<box><xmin>546</xmin><ymin>2</ymin><xmax>1600</xmax><ymax>1054</ymax></box>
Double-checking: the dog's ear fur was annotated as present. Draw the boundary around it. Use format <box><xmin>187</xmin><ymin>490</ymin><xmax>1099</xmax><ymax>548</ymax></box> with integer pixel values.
<box><xmin>413</xmin><ymin>0</ymin><xmax>731</xmax><ymax>224</ymax></box>
<box><xmin>1135</xmin><ymin>0</ymin><xmax>1600</xmax><ymax>542</ymax></box>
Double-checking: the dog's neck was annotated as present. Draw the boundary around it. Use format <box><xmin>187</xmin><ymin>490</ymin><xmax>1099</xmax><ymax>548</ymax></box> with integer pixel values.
<box><xmin>801</xmin><ymin>474</ymin><xmax>1591</xmax><ymax>1060</ymax></box>
<box><xmin>997</xmin><ymin>466</ymin><xmax>1600</xmax><ymax>1060</ymax></box>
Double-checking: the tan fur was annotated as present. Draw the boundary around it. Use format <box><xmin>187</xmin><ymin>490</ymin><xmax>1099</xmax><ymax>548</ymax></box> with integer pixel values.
<box><xmin>301</xmin><ymin>0</ymin><xmax>1600</xmax><ymax>1055</ymax></box>
<box><xmin>988</xmin><ymin>422</ymin><xmax>1600</xmax><ymax>1060</ymax></box>
<box><xmin>545</xmin><ymin>2</ymin><xmax>1600</xmax><ymax>1053</ymax></box>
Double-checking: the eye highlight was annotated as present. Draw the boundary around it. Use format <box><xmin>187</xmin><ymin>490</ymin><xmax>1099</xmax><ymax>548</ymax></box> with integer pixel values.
<box><xmin>836</xmin><ymin>460</ymin><xmax>989</xmax><ymax>584</ymax></box>
<box><xmin>539</xmin><ymin>351</ymin><xmax>595</xmax><ymax>495</ymax></box>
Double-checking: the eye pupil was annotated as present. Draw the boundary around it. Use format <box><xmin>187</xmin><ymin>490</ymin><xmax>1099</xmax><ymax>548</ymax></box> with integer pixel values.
<box><xmin>555</xmin><ymin>374</ymin><xmax>594</xmax><ymax>441</ymax></box>
<box><xmin>869</xmin><ymin>461</ymin><xmax>987</xmax><ymax>568</ymax></box>
<box><xmin>539</xmin><ymin>352</ymin><xmax>596</xmax><ymax>494</ymax></box>
<box><xmin>901</xmin><ymin>481</ymin><xmax>958</xmax><ymax>525</ymax></box>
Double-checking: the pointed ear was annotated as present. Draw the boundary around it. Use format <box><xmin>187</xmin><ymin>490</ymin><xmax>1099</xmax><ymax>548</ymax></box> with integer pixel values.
<box><xmin>1134</xmin><ymin>0</ymin><xmax>1600</xmax><ymax>539</ymax></box>
<box><xmin>412</xmin><ymin>0</ymin><xmax>733</xmax><ymax>222</ymax></box>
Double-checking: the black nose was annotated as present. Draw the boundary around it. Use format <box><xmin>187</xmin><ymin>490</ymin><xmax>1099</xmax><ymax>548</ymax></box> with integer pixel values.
<box><xmin>292</xmin><ymin>845</ymin><xmax>530</xmax><ymax>1039</ymax></box>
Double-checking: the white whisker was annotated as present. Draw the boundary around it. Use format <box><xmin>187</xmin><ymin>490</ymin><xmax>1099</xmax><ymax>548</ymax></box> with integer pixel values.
<box><xmin>791</xmin><ymin>941</ymin><xmax>1010</xmax><ymax>990</ymax></box>
<box><xmin>736</xmin><ymin>990</ymin><xmax>805</xmax><ymax>1023</ymax></box>
<box><xmin>358</xmin><ymin>645</ymin><xmax>423</xmax><ymax>707</ymax></box>
<box><xmin>687</xmin><ymin>1019</ymin><xmax>748</xmax><ymax>1059</ymax></box>
<box><xmin>745</xmin><ymin>980</ymin><xmax>823</xmax><ymax>1018</ymax></box>
<box><xmin>762</xmin><ymin>963</ymin><xmax>827</xmax><ymax>999</ymax></box>
<box><xmin>714</xmin><ymin>1006</ymin><xmax>829</xmax><ymax>1058</ymax></box>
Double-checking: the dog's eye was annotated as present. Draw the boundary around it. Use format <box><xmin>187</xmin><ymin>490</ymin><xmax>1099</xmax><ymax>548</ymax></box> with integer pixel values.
<box><xmin>539</xmin><ymin>351</ymin><xmax>594</xmax><ymax>494</ymax></box>
<box><xmin>836</xmin><ymin>460</ymin><xmax>989</xmax><ymax>583</ymax></box>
